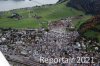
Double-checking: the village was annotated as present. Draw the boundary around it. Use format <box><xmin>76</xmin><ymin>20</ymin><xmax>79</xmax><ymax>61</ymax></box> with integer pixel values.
<box><xmin>0</xmin><ymin>17</ymin><xmax>100</xmax><ymax>66</ymax></box>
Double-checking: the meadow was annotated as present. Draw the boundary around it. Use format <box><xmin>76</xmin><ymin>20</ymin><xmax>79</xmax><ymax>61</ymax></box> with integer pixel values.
<box><xmin>0</xmin><ymin>2</ymin><xmax>85</xmax><ymax>28</ymax></box>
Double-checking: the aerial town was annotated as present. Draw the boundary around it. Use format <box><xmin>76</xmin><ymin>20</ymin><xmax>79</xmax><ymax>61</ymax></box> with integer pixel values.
<box><xmin>0</xmin><ymin>0</ymin><xmax>100</xmax><ymax>66</ymax></box>
<box><xmin>0</xmin><ymin>17</ymin><xmax>100</xmax><ymax>66</ymax></box>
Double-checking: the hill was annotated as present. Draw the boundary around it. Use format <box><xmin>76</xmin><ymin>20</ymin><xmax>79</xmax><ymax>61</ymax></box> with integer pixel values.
<box><xmin>78</xmin><ymin>15</ymin><xmax>100</xmax><ymax>42</ymax></box>
<box><xmin>0</xmin><ymin>1</ymin><xmax>85</xmax><ymax>28</ymax></box>
<box><xmin>68</xmin><ymin>0</ymin><xmax>100</xmax><ymax>15</ymax></box>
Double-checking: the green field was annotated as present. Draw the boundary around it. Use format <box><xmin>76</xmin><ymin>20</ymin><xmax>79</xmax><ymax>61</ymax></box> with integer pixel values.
<box><xmin>0</xmin><ymin>2</ymin><xmax>85</xmax><ymax>28</ymax></box>
<box><xmin>84</xmin><ymin>25</ymin><xmax>100</xmax><ymax>42</ymax></box>
<box><xmin>0</xmin><ymin>1</ymin><xmax>100</xmax><ymax>43</ymax></box>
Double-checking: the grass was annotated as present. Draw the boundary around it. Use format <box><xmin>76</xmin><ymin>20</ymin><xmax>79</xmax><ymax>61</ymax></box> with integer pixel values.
<box><xmin>74</xmin><ymin>15</ymin><xmax>92</xmax><ymax>29</ymax></box>
<box><xmin>84</xmin><ymin>30</ymin><xmax>99</xmax><ymax>38</ymax></box>
<box><xmin>0</xmin><ymin>2</ymin><xmax>84</xmax><ymax>28</ymax></box>
<box><xmin>84</xmin><ymin>30</ymin><xmax>100</xmax><ymax>42</ymax></box>
<box><xmin>0</xmin><ymin>1</ymin><xmax>100</xmax><ymax>44</ymax></box>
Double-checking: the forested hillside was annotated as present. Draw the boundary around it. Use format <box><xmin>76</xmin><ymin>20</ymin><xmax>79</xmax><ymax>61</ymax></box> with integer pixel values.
<box><xmin>67</xmin><ymin>0</ymin><xmax>100</xmax><ymax>15</ymax></box>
